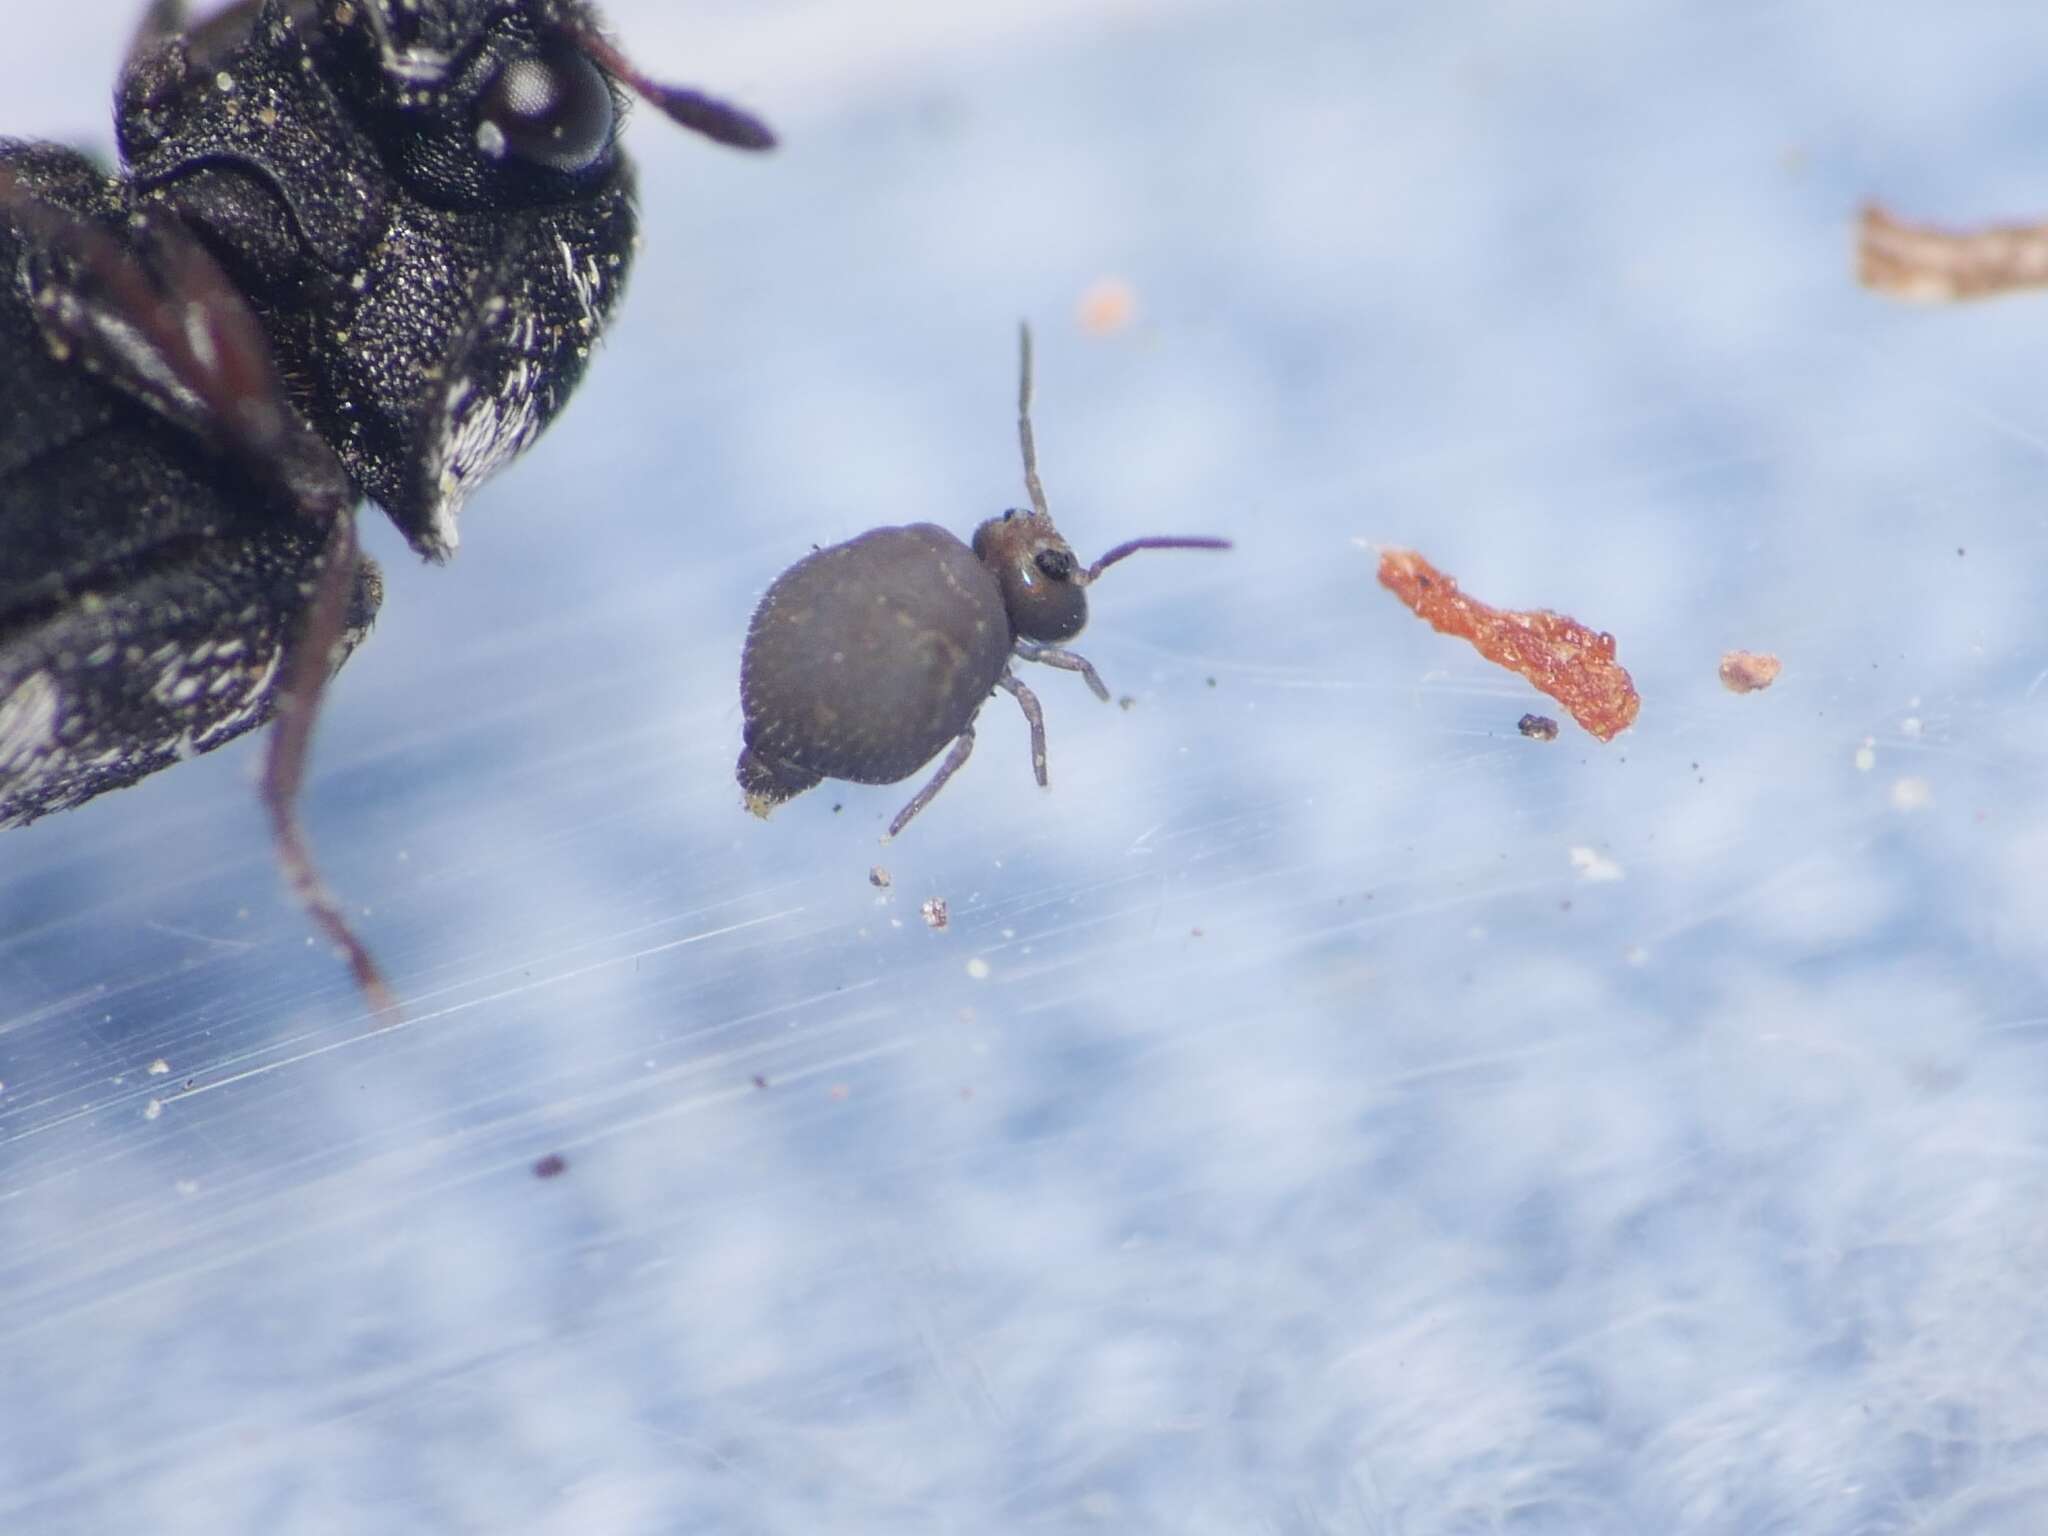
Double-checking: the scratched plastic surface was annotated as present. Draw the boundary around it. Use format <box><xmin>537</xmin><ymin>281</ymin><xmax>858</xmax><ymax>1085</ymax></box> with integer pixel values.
<box><xmin>7</xmin><ymin>3</ymin><xmax>2048</xmax><ymax>1531</ymax></box>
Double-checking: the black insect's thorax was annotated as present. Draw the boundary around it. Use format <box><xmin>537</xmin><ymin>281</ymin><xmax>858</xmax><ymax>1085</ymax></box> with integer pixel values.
<box><xmin>114</xmin><ymin>0</ymin><xmax>641</xmax><ymax>559</ymax></box>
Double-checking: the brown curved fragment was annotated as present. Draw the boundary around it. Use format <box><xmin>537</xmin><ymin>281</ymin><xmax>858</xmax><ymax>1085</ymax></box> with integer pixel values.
<box><xmin>1377</xmin><ymin>549</ymin><xmax>1640</xmax><ymax>742</ymax></box>
<box><xmin>1858</xmin><ymin>204</ymin><xmax>2048</xmax><ymax>303</ymax></box>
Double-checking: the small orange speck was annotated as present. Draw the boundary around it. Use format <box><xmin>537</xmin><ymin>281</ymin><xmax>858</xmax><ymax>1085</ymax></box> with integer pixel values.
<box><xmin>1077</xmin><ymin>277</ymin><xmax>1138</xmax><ymax>336</ymax></box>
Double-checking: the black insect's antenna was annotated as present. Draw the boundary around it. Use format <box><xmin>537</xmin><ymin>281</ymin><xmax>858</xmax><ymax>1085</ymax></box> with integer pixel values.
<box><xmin>566</xmin><ymin>22</ymin><xmax>777</xmax><ymax>150</ymax></box>
<box><xmin>1017</xmin><ymin>321</ymin><xmax>1051</xmax><ymax>519</ymax></box>
<box><xmin>1085</xmin><ymin>535</ymin><xmax>1234</xmax><ymax>583</ymax></box>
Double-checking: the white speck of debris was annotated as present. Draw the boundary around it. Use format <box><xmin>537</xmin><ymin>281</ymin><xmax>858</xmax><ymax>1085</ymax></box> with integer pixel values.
<box><xmin>921</xmin><ymin>897</ymin><xmax>951</xmax><ymax>930</ymax></box>
<box><xmin>1854</xmin><ymin>739</ymin><xmax>1877</xmax><ymax>773</ymax></box>
<box><xmin>1569</xmin><ymin>846</ymin><xmax>1625</xmax><ymax>883</ymax></box>
<box><xmin>147</xmin><ymin>1059</ymin><xmax>170</xmax><ymax>1076</ymax></box>
<box><xmin>176</xmin><ymin>1179</ymin><xmax>199</xmax><ymax>1197</ymax></box>
<box><xmin>1890</xmin><ymin>776</ymin><xmax>1933</xmax><ymax>812</ymax></box>
<box><xmin>1900</xmin><ymin>716</ymin><xmax>1924</xmax><ymax>739</ymax></box>
<box><xmin>1625</xmin><ymin>945</ymin><xmax>1651</xmax><ymax>967</ymax></box>
<box><xmin>966</xmin><ymin>957</ymin><xmax>991</xmax><ymax>980</ymax></box>
<box><xmin>144</xmin><ymin>1099</ymin><xmax>163</xmax><ymax>1121</ymax></box>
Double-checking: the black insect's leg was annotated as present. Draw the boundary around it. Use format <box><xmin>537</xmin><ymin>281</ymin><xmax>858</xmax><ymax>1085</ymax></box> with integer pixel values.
<box><xmin>886</xmin><ymin>728</ymin><xmax>978</xmax><ymax>840</ymax></box>
<box><xmin>0</xmin><ymin>172</ymin><xmax>353</xmax><ymax>515</ymax></box>
<box><xmin>1015</xmin><ymin>641</ymin><xmax>1111</xmax><ymax>703</ymax></box>
<box><xmin>262</xmin><ymin>510</ymin><xmax>397</xmax><ymax>1017</ymax></box>
<box><xmin>0</xmin><ymin>169</ymin><xmax>394</xmax><ymax>1011</ymax></box>
<box><xmin>996</xmin><ymin>670</ymin><xmax>1049</xmax><ymax>787</ymax></box>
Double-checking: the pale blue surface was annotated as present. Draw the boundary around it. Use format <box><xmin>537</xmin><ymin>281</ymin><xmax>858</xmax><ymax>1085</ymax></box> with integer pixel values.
<box><xmin>7</xmin><ymin>1</ymin><xmax>2048</xmax><ymax>1531</ymax></box>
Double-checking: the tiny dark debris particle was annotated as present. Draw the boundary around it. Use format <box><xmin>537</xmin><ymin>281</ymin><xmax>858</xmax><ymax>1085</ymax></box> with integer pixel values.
<box><xmin>1517</xmin><ymin>713</ymin><xmax>1561</xmax><ymax>741</ymax></box>
<box><xmin>752</xmin><ymin>1073</ymin><xmax>770</xmax><ymax>1090</ymax></box>
<box><xmin>735</xmin><ymin>325</ymin><xmax>1229</xmax><ymax>837</ymax></box>
<box><xmin>869</xmin><ymin>865</ymin><xmax>892</xmax><ymax>888</ymax></box>
<box><xmin>532</xmin><ymin>1153</ymin><xmax>569</xmax><ymax>1180</ymax></box>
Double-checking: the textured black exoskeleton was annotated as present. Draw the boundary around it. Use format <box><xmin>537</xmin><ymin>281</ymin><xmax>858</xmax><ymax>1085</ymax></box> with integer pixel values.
<box><xmin>0</xmin><ymin>0</ymin><xmax>774</xmax><ymax>1009</ymax></box>
<box><xmin>737</xmin><ymin>324</ymin><xmax>1230</xmax><ymax>839</ymax></box>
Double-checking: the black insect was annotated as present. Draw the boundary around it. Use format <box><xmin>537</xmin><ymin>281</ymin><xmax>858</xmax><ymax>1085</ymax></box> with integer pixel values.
<box><xmin>737</xmin><ymin>324</ymin><xmax>1230</xmax><ymax>838</ymax></box>
<box><xmin>0</xmin><ymin>0</ymin><xmax>774</xmax><ymax>1010</ymax></box>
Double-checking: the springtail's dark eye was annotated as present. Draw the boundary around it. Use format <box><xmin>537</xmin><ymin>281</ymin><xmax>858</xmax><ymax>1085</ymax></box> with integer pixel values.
<box><xmin>1035</xmin><ymin>548</ymin><xmax>1076</xmax><ymax>582</ymax></box>
<box><xmin>478</xmin><ymin>41</ymin><xmax>614</xmax><ymax>173</ymax></box>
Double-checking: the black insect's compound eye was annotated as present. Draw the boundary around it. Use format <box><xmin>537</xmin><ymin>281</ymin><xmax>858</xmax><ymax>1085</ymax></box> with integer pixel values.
<box><xmin>1034</xmin><ymin>548</ymin><xmax>1076</xmax><ymax>582</ymax></box>
<box><xmin>478</xmin><ymin>41</ymin><xmax>615</xmax><ymax>173</ymax></box>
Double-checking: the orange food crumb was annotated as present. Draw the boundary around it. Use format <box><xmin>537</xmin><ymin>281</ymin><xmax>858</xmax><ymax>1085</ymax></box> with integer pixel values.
<box><xmin>1858</xmin><ymin>204</ymin><xmax>2048</xmax><ymax>303</ymax></box>
<box><xmin>1076</xmin><ymin>277</ymin><xmax>1138</xmax><ymax>335</ymax></box>
<box><xmin>1718</xmin><ymin>650</ymin><xmax>1781</xmax><ymax>693</ymax></box>
<box><xmin>1377</xmin><ymin>549</ymin><xmax>1640</xmax><ymax>742</ymax></box>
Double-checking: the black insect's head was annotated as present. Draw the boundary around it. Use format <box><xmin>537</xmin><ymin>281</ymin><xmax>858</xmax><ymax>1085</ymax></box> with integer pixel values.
<box><xmin>327</xmin><ymin>0</ymin><xmax>619</xmax><ymax>200</ymax></box>
<box><xmin>972</xmin><ymin>509</ymin><xmax>1089</xmax><ymax>643</ymax></box>
<box><xmin>328</xmin><ymin>0</ymin><xmax>775</xmax><ymax>207</ymax></box>
<box><xmin>116</xmin><ymin>0</ymin><xmax>775</xmax><ymax>563</ymax></box>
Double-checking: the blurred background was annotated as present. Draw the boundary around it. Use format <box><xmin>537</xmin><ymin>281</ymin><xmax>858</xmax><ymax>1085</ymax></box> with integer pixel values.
<box><xmin>7</xmin><ymin>1</ymin><xmax>2048</xmax><ymax>1530</ymax></box>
